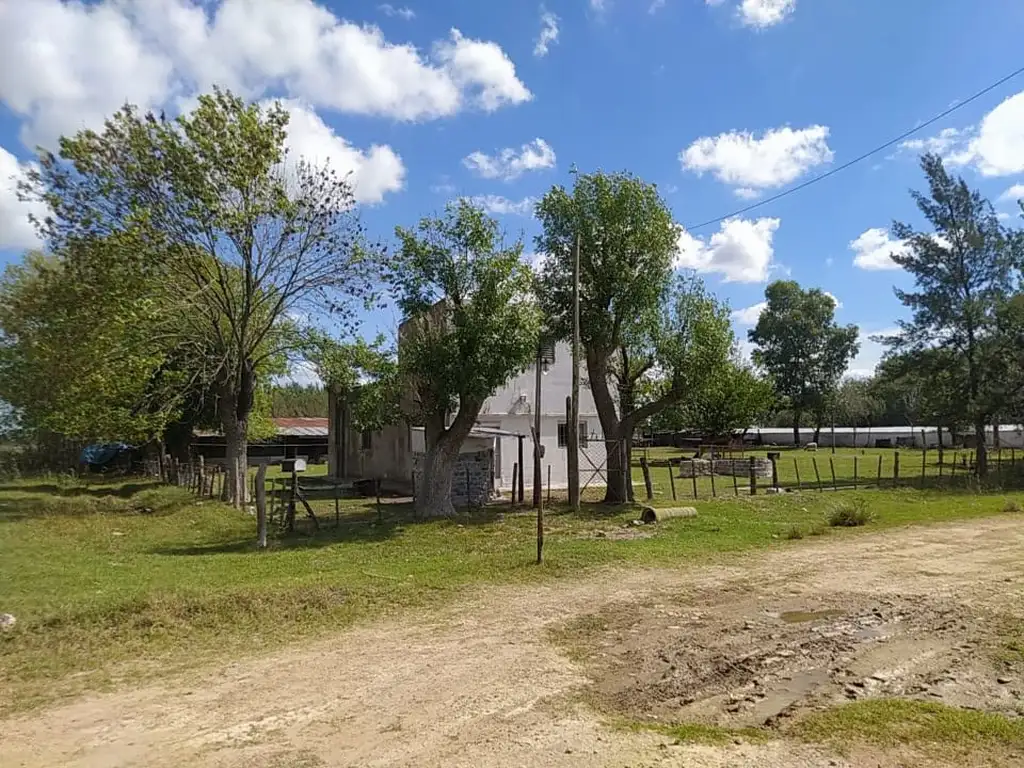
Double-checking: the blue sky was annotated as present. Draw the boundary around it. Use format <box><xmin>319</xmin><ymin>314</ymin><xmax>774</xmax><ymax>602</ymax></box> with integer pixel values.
<box><xmin>2</xmin><ymin>0</ymin><xmax>1024</xmax><ymax>378</ymax></box>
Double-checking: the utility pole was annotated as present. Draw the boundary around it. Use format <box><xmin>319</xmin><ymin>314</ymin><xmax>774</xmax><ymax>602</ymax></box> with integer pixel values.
<box><xmin>532</xmin><ymin>348</ymin><xmax>543</xmax><ymax>509</ymax></box>
<box><xmin>568</xmin><ymin>233</ymin><xmax>581</xmax><ymax>511</ymax></box>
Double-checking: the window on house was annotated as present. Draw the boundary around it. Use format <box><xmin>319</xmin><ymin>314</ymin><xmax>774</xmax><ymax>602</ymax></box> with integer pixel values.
<box><xmin>361</xmin><ymin>429</ymin><xmax>373</xmax><ymax>450</ymax></box>
<box><xmin>557</xmin><ymin>422</ymin><xmax>589</xmax><ymax>448</ymax></box>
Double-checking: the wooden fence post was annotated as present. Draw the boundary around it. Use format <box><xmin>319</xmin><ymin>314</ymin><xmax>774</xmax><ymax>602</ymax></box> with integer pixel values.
<box><xmin>691</xmin><ymin>460</ymin><xmax>698</xmax><ymax>499</ymax></box>
<box><xmin>829</xmin><ymin>456</ymin><xmax>838</xmax><ymax>491</ymax></box>
<box><xmin>732</xmin><ymin>462</ymin><xmax>739</xmax><ymax>496</ymax></box>
<box><xmin>812</xmin><ymin>457</ymin><xmax>822</xmax><ymax>491</ymax></box>
<box><xmin>639</xmin><ymin>456</ymin><xmax>653</xmax><ymax>501</ymax></box>
<box><xmin>197</xmin><ymin>456</ymin><xmax>205</xmax><ymax>496</ymax></box>
<box><xmin>517</xmin><ymin>436</ymin><xmax>525</xmax><ymax>505</ymax></box>
<box><xmin>893</xmin><ymin>451</ymin><xmax>901</xmax><ymax>488</ymax></box>
<box><xmin>877</xmin><ymin>455</ymin><xmax>883</xmax><ymax>488</ymax></box>
<box><xmin>794</xmin><ymin>457</ymin><xmax>802</xmax><ymax>491</ymax></box>
<box><xmin>512</xmin><ymin>462</ymin><xmax>518</xmax><ymax>504</ymax></box>
<box><xmin>668</xmin><ymin>460</ymin><xmax>677</xmax><ymax>501</ymax></box>
<box><xmin>771</xmin><ymin>457</ymin><xmax>779</xmax><ymax>491</ymax></box>
<box><xmin>709</xmin><ymin>464</ymin><xmax>717</xmax><ymax>497</ymax></box>
<box><xmin>255</xmin><ymin>463</ymin><xmax>268</xmax><ymax>550</ymax></box>
<box><xmin>547</xmin><ymin>464</ymin><xmax>552</xmax><ymax>505</ymax></box>
<box><xmin>749</xmin><ymin>457</ymin><xmax>757</xmax><ymax>496</ymax></box>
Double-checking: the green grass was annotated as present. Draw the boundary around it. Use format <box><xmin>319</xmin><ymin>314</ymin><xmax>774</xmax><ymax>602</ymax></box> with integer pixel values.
<box><xmin>623</xmin><ymin>719</ymin><xmax>774</xmax><ymax>746</ymax></box>
<box><xmin>632</xmin><ymin>446</ymin><xmax>1024</xmax><ymax>500</ymax></box>
<box><xmin>1</xmin><ymin>475</ymin><xmax>1022</xmax><ymax>716</ymax></box>
<box><xmin>794</xmin><ymin>699</ymin><xmax>1024</xmax><ymax>758</ymax></box>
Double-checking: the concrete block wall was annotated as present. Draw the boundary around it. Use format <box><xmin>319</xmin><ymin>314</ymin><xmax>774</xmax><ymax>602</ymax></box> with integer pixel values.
<box><xmin>412</xmin><ymin>450</ymin><xmax>494</xmax><ymax>508</ymax></box>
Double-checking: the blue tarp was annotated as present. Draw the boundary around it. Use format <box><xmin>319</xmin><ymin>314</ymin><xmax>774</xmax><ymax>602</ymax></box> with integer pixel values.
<box><xmin>79</xmin><ymin>443</ymin><xmax>132</xmax><ymax>467</ymax></box>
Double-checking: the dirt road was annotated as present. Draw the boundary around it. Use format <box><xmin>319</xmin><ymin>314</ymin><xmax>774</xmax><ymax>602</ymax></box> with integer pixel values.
<box><xmin>4</xmin><ymin>517</ymin><xmax>1024</xmax><ymax>768</ymax></box>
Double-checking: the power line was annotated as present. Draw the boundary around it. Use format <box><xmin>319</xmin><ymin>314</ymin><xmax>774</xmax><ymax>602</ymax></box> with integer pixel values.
<box><xmin>685</xmin><ymin>63</ymin><xmax>1024</xmax><ymax>231</ymax></box>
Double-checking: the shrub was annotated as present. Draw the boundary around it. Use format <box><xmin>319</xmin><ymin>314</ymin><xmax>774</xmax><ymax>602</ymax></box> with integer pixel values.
<box><xmin>1002</xmin><ymin>499</ymin><xmax>1023</xmax><ymax>514</ymax></box>
<box><xmin>785</xmin><ymin>525</ymin><xmax>804</xmax><ymax>540</ymax></box>
<box><xmin>827</xmin><ymin>499</ymin><xmax>873</xmax><ymax>528</ymax></box>
<box><xmin>807</xmin><ymin>522</ymin><xmax>827</xmax><ymax>537</ymax></box>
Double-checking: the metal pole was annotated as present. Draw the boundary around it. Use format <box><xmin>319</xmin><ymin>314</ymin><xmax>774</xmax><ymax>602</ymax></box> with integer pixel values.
<box><xmin>532</xmin><ymin>351</ymin><xmax>543</xmax><ymax>509</ymax></box>
<box><xmin>517</xmin><ymin>435</ymin><xmax>525</xmax><ymax>504</ymax></box>
<box><xmin>568</xmin><ymin>233</ymin><xmax>581</xmax><ymax>512</ymax></box>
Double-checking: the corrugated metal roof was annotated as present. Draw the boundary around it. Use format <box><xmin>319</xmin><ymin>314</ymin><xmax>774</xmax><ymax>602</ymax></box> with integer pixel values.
<box><xmin>273</xmin><ymin>418</ymin><xmax>328</xmax><ymax>437</ymax></box>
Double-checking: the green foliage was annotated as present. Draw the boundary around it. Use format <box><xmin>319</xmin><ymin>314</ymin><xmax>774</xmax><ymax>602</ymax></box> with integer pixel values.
<box><xmin>305</xmin><ymin>332</ymin><xmax>400</xmax><ymax>431</ymax></box>
<box><xmin>827</xmin><ymin>499</ymin><xmax>873</xmax><ymax>527</ymax></box>
<box><xmin>17</xmin><ymin>89</ymin><xmax>373</xmax><ymax>502</ymax></box>
<box><xmin>392</xmin><ymin>201</ymin><xmax>539</xmax><ymax>420</ymax></box>
<box><xmin>269</xmin><ymin>384</ymin><xmax>328</xmax><ymax>418</ymax></box>
<box><xmin>886</xmin><ymin>153</ymin><xmax>1024</xmax><ymax>474</ymax></box>
<box><xmin>833</xmin><ymin>378</ymin><xmax>883</xmax><ymax>428</ymax></box>
<box><xmin>749</xmin><ymin>280</ymin><xmax>859</xmax><ymax>438</ymax></box>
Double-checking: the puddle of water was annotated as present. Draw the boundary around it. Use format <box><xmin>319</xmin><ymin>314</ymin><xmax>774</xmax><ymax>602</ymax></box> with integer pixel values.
<box><xmin>780</xmin><ymin>609</ymin><xmax>843</xmax><ymax>624</ymax></box>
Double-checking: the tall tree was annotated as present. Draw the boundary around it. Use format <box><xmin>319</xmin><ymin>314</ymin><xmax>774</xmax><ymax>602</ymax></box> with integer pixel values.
<box><xmin>748</xmin><ymin>281</ymin><xmax>859</xmax><ymax>446</ymax></box>
<box><xmin>390</xmin><ymin>201</ymin><xmax>540</xmax><ymax>518</ymax></box>
<box><xmin>536</xmin><ymin>171</ymin><xmax>733</xmax><ymax>503</ymax></box>
<box><xmin>887</xmin><ymin>154</ymin><xmax>1023</xmax><ymax>476</ymax></box>
<box><xmin>21</xmin><ymin>90</ymin><xmax>372</xmax><ymax>505</ymax></box>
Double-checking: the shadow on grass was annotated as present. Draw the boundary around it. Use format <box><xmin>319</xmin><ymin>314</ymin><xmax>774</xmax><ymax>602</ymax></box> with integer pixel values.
<box><xmin>0</xmin><ymin>479</ymin><xmax>163</xmax><ymax>498</ymax></box>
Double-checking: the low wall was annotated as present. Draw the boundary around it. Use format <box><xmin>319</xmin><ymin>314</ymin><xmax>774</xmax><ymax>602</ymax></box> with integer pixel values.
<box><xmin>412</xmin><ymin>450</ymin><xmax>494</xmax><ymax>508</ymax></box>
<box><xmin>675</xmin><ymin>457</ymin><xmax>772</xmax><ymax>479</ymax></box>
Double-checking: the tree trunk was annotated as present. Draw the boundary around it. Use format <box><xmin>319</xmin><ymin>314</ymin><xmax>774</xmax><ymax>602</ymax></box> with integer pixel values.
<box><xmin>415</xmin><ymin>440</ymin><xmax>459</xmax><ymax>518</ymax></box>
<box><xmin>222</xmin><ymin>414</ymin><xmax>249</xmax><ymax>507</ymax></box>
<box><xmin>792</xmin><ymin>411</ymin><xmax>802</xmax><ymax>446</ymax></box>
<box><xmin>604</xmin><ymin>435</ymin><xmax>629</xmax><ymax>504</ymax></box>
<box><xmin>975</xmin><ymin>417</ymin><xmax>989</xmax><ymax>478</ymax></box>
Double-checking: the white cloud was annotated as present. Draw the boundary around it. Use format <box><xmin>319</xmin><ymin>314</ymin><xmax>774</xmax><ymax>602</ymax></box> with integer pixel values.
<box><xmin>959</xmin><ymin>91</ymin><xmax>1024</xmax><ymax>177</ymax></box>
<box><xmin>0</xmin><ymin>147</ymin><xmax>45</xmax><ymax>250</ymax></box>
<box><xmin>900</xmin><ymin>127</ymin><xmax>970</xmax><ymax>159</ymax></box>
<box><xmin>468</xmin><ymin>195</ymin><xmax>537</xmax><ymax>216</ymax></box>
<box><xmin>674</xmin><ymin>217</ymin><xmax>780</xmax><ymax>283</ymax></box>
<box><xmin>534</xmin><ymin>8</ymin><xmax>560</xmax><ymax>57</ymax></box>
<box><xmin>681</xmin><ymin>125</ymin><xmax>832</xmax><ymax>192</ymax></box>
<box><xmin>0</xmin><ymin>0</ymin><xmax>531</xmax><ymax>149</ymax></box>
<box><xmin>849</xmin><ymin>228</ymin><xmax>907</xmax><ymax>271</ymax></box>
<box><xmin>523</xmin><ymin>251</ymin><xmax>549</xmax><ymax>270</ymax></box>
<box><xmin>378</xmin><ymin>4</ymin><xmax>416</xmax><ymax>20</ymax></box>
<box><xmin>731</xmin><ymin>301</ymin><xmax>767</xmax><ymax>325</ymax></box>
<box><xmin>734</xmin><ymin>187</ymin><xmax>760</xmax><ymax>200</ymax></box>
<box><xmin>278</xmin><ymin>102</ymin><xmax>404</xmax><ymax>204</ymax></box>
<box><xmin>824</xmin><ymin>292</ymin><xmax>842</xmax><ymax>309</ymax></box>
<box><xmin>999</xmin><ymin>183</ymin><xmax>1024</xmax><ymax>202</ymax></box>
<box><xmin>463</xmin><ymin>138</ymin><xmax>556</xmax><ymax>181</ymax></box>
<box><xmin>738</xmin><ymin>0</ymin><xmax>797</xmax><ymax>27</ymax></box>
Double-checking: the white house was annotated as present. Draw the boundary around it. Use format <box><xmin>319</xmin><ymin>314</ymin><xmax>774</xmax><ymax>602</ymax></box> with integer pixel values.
<box><xmin>476</xmin><ymin>342</ymin><xmax>606</xmax><ymax>492</ymax></box>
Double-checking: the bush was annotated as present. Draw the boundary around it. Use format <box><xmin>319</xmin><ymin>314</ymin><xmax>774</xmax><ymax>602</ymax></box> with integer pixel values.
<box><xmin>827</xmin><ymin>499</ymin><xmax>874</xmax><ymax>528</ymax></box>
<box><xmin>807</xmin><ymin>522</ymin><xmax>827</xmax><ymax>537</ymax></box>
<box><xmin>1002</xmin><ymin>499</ymin><xmax>1023</xmax><ymax>514</ymax></box>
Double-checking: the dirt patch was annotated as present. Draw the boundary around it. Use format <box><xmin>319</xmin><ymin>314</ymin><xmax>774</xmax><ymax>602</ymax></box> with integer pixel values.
<box><xmin>3</xmin><ymin>516</ymin><xmax>1024</xmax><ymax>767</ymax></box>
<box><xmin>551</xmin><ymin>581</ymin><xmax>1024</xmax><ymax>767</ymax></box>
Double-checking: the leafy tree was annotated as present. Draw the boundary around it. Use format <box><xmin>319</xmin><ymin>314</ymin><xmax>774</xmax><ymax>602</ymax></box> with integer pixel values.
<box><xmin>21</xmin><ymin>90</ymin><xmax>372</xmax><ymax>505</ymax></box>
<box><xmin>683</xmin><ymin>360</ymin><xmax>774</xmax><ymax>440</ymax></box>
<box><xmin>537</xmin><ymin>171</ymin><xmax>732</xmax><ymax>502</ymax></box>
<box><xmin>269</xmin><ymin>384</ymin><xmax>329</xmax><ymax>418</ymax></box>
<box><xmin>389</xmin><ymin>202</ymin><xmax>540</xmax><ymax>518</ymax></box>
<box><xmin>887</xmin><ymin>154</ymin><xmax>1023</xmax><ymax>476</ymax></box>
<box><xmin>307</xmin><ymin>333</ymin><xmax>401</xmax><ymax>432</ymax></box>
<box><xmin>748</xmin><ymin>281</ymin><xmax>859</xmax><ymax>446</ymax></box>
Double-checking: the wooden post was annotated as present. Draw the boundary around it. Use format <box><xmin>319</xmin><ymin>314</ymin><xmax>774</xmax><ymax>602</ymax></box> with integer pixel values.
<box><xmin>547</xmin><ymin>464</ymin><xmax>552</xmax><ymax>505</ymax></box>
<box><xmin>639</xmin><ymin>456</ymin><xmax>653</xmax><ymax>500</ymax></box>
<box><xmin>517</xmin><ymin>435</ymin><xmax>525</xmax><ymax>505</ymax></box>
<box><xmin>376</xmin><ymin>478</ymin><xmax>383</xmax><ymax>525</ymax></box>
<box><xmin>512</xmin><ymin>462</ymin><xmax>518</xmax><ymax>504</ymax></box>
<box><xmin>286</xmin><ymin>468</ymin><xmax>297</xmax><ymax>532</ymax></box>
<box><xmin>732</xmin><ymin>462</ymin><xmax>739</xmax><ymax>496</ymax></box>
<box><xmin>829</xmin><ymin>456</ymin><xmax>838</xmax><ymax>491</ymax></box>
<box><xmin>749</xmin><ymin>457</ymin><xmax>757</xmax><ymax>496</ymax></box>
<box><xmin>771</xmin><ymin>457</ymin><xmax>779</xmax><ymax>491</ymax></box>
<box><xmin>878</xmin><ymin>455</ymin><xmax>884</xmax><ymax>488</ymax></box>
<box><xmin>794</xmin><ymin>458</ymin><xmax>802</xmax><ymax>490</ymax></box>
<box><xmin>710</xmin><ymin>465</ymin><xmax>717</xmax><ymax>497</ymax></box>
<box><xmin>691</xmin><ymin>459</ymin><xmax>698</xmax><ymax>499</ymax></box>
<box><xmin>255</xmin><ymin>464</ymin><xmax>268</xmax><ymax>550</ymax></box>
<box><xmin>197</xmin><ymin>455</ymin><xmax>205</xmax><ymax>496</ymax></box>
<box><xmin>669</xmin><ymin>460</ymin><xmax>677</xmax><ymax>501</ymax></box>
<box><xmin>893</xmin><ymin>451</ymin><xmax>901</xmax><ymax>488</ymax></box>
<box><xmin>853</xmin><ymin>456</ymin><xmax>858</xmax><ymax>490</ymax></box>
<box><xmin>950</xmin><ymin>452</ymin><xmax>957</xmax><ymax>483</ymax></box>
<box><xmin>813</xmin><ymin>457</ymin><xmax>822</xmax><ymax>491</ymax></box>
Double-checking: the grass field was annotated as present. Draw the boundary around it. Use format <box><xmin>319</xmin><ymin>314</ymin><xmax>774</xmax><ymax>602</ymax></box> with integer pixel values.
<box><xmin>2</xmin><ymin>472</ymin><xmax>1023</xmax><ymax>716</ymax></box>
